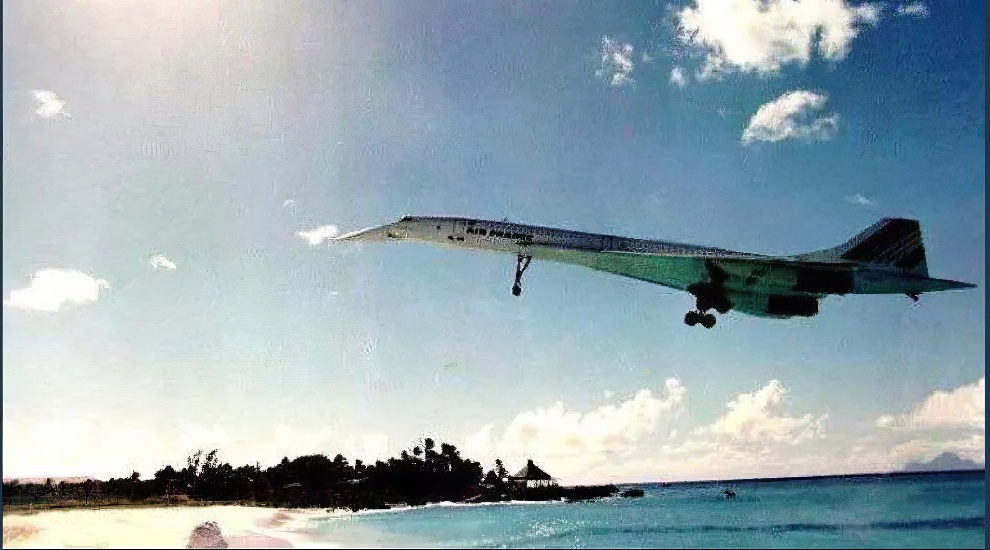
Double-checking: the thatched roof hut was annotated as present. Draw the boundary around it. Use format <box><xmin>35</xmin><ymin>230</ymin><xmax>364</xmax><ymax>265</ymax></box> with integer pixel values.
<box><xmin>508</xmin><ymin>459</ymin><xmax>557</xmax><ymax>488</ymax></box>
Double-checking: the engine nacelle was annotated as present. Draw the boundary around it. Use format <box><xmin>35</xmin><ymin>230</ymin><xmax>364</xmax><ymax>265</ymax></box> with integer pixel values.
<box><xmin>727</xmin><ymin>291</ymin><xmax>821</xmax><ymax>319</ymax></box>
<box><xmin>766</xmin><ymin>294</ymin><xmax>819</xmax><ymax>317</ymax></box>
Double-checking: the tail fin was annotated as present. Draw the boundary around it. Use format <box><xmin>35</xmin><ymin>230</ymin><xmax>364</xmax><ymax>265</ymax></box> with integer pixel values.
<box><xmin>799</xmin><ymin>218</ymin><xmax>929</xmax><ymax>276</ymax></box>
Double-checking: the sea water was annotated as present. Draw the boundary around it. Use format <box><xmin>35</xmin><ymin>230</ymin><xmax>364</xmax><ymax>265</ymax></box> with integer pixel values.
<box><xmin>300</xmin><ymin>472</ymin><xmax>985</xmax><ymax>548</ymax></box>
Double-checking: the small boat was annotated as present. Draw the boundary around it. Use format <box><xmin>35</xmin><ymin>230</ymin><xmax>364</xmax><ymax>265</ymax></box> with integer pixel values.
<box><xmin>621</xmin><ymin>488</ymin><xmax>645</xmax><ymax>498</ymax></box>
<box><xmin>723</xmin><ymin>489</ymin><xmax>736</xmax><ymax>499</ymax></box>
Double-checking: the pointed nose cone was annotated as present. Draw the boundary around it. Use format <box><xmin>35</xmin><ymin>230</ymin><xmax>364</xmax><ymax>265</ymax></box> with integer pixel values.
<box><xmin>333</xmin><ymin>219</ymin><xmax>410</xmax><ymax>242</ymax></box>
<box><xmin>332</xmin><ymin>223</ymin><xmax>394</xmax><ymax>242</ymax></box>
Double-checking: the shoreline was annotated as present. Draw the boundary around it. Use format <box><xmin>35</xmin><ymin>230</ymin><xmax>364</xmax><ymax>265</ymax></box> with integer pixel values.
<box><xmin>2</xmin><ymin>472</ymin><xmax>982</xmax><ymax>548</ymax></box>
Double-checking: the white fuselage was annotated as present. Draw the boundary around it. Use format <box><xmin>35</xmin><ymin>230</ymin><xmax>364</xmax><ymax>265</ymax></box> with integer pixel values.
<box><xmin>385</xmin><ymin>216</ymin><xmax>763</xmax><ymax>259</ymax></box>
<box><xmin>335</xmin><ymin>215</ymin><xmax>976</xmax><ymax>304</ymax></box>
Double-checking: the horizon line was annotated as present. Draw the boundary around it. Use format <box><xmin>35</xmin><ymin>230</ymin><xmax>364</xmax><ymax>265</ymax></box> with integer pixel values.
<box><xmin>607</xmin><ymin>468</ymin><xmax>987</xmax><ymax>488</ymax></box>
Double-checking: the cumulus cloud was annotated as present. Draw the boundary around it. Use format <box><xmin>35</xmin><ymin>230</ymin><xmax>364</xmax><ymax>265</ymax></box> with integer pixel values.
<box><xmin>669</xmin><ymin>66</ymin><xmax>689</xmax><ymax>88</ymax></box>
<box><xmin>32</xmin><ymin>90</ymin><xmax>70</xmax><ymax>119</ymax></box>
<box><xmin>149</xmin><ymin>254</ymin><xmax>177</xmax><ymax>270</ymax></box>
<box><xmin>741</xmin><ymin>90</ymin><xmax>839</xmax><ymax>144</ymax></box>
<box><xmin>466</xmin><ymin>379</ymin><xmax>686</xmax><ymax>478</ymax></box>
<box><xmin>848</xmin><ymin>378</ymin><xmax>987</xmax><ymax>472</ymax></box>
<box><xmin>596</xmin><ymin>36</ymin><xmax>635</xmax><ymax>88</ymax></box>
<box><xmin>4</xmin><ymin>269</ymin><xmax>109</xmax><ymax>312</ymax></box>
<box><xmin>896</xmin><ymin>2</ymin><xmax>928</xmax><ymax>17</ymax></box>
<box><xmin>845</xmin><ymin>193</ymin><xmax>874</xmax><ymax>206</ymax></box>
<box><xmin>676</xmin><ymin>0</ymin><xmax>881</xmax><ymax>78</ymax></box>
<box><xmin>463</xmin><ymin>378</ymin><xmax>842</xmax><ymax>483</ymax></box>
<box><xmin>296</xmin><ymin>224</ymin><xmax>340</xmax><ymax>246</ymax></box>
<box><xmin>875</xmin><ymin>378</ymin><xmax>985</xmax><ymax>431</ymax></box>
<box><xmin>695</xmin><ymin>380</ymin><xmax>828</xmax><ymax>446</ymax></box>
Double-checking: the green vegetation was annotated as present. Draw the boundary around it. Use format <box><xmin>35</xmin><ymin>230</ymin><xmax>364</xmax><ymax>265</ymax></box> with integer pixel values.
<box><xmin>2</xmin><ymin>438</ymin><xmax>617</xmax><ymax>512</ymax></box>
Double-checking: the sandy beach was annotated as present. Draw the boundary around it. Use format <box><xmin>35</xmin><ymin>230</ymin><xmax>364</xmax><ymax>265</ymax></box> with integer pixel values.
<box><xmin>2</xmin><ymin>505</ymin><xmax>335</xmax><ymax>549</ymax></box>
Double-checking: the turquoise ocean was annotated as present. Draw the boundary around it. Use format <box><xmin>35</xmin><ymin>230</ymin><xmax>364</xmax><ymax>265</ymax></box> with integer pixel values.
<box><xmin>297</xmin><ymin>471</ymin><xmax>984</xmax><ymax>548</ymax></box>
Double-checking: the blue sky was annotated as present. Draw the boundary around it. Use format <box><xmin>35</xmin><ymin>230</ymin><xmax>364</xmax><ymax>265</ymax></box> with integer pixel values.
<box><xmin>2</xmin><ymin>0</ymin><xmax>984</xmax><ymax>483</ymax></box>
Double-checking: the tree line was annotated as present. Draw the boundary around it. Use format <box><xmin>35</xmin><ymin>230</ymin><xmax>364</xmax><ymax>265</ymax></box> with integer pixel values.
<box><xmin>2</xmin><ymin>438</ymin><xmax>505</xmax><ymax>511</ymax></box>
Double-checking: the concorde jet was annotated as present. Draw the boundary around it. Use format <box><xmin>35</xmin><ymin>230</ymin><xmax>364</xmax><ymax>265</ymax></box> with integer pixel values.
<box><xmin>332</xmin><ymin>216</ymin><xmax>976</xmax><ymax>328</ymax></box>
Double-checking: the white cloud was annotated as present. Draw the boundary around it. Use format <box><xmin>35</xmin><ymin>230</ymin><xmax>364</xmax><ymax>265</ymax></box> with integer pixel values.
<box><xmin>849</xmin><ymin>378</ymin><xmax>987</xmax><ymax>472</ymax></box>
<box><xmin>296</xmin><ymin>224</ymin><xmax>340</xmax><ymax>246</ymax></box>
<box><xmin>875</xmin><ymin>378</ymin><xmax>985</xmax><ymax>431</ymax></box>
<box><xmin>32</xmin><ymin>90</ymin><xmax>70</xmax><ymax>119</ymax></box>
<box><xmin>149</xmin><ymin>254</ymin><xmax>177</xmax><ymax>270</ymax></box>
<box><xmin>676</xmin><ymin>0</ymin><xmax>882</xmax><ymax>78</ymax></box>
<box><xmin>465</xmin><ymin>379</ymin><xmax>686</xmax><ymax>479</ymax></box>
<box><xmin>695</xmin><ymin>380</ymin><xmax>828</xmax><ymax>446</ymax></box>
<box><xmin>4</xmin><ymin>269</ymin><xmax>109</xmax><ymax>312</ymax></box>
<box><xmin>463</xmin><ymin>423</ymin><xmax>496</xmax><ymax>462</ymax></box>
<box><xmin>463</xmin><ymin>378</ymin><xmax>841</xmax><ymax>483</ymax></box>
<box><xmin>596</xmin><ymin>36</ymin><xmax>635</xmax><ymax>88</ymax></box>
<box><xmin>566</xmin><ymin>380</ymin><xmax>830</xmax><ymax>483</ymax></box>
<box><xmin>741</xmin><ymin>90</ymin><xmax>839</xmax><ymax>144</ymax></box>
<box><xmin>896</xmin><ymin>2</ymin><xmax>928</xmax><ymax>17</ymax></box>
<box><xmin>669</xmin><ymin>66</ymin><xmax>689</xmax><ymax>88</ymax></box>
<box><xmin>845</xmin><ymin>193</ymin><xmax>874</xmax><ymax>206</ymax></box>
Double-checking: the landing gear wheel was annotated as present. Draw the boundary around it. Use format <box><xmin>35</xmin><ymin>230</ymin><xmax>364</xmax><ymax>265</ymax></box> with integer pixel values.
<box><xmin>684</xmin><ymin>311</ymin><xmax>700</xmax><ymax>326</ymax></box>
<box><xmin>700</xmin><ymin>313</ymin><xmax>716</xmax><ymax>329</ymax></box>
<box><xmin>512</xmin><ymin>284</ymin><xmax>522</xmax><ymax>297</ymax></box>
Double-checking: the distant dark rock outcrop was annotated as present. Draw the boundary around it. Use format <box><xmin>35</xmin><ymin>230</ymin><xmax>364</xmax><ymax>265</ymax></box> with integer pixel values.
<box><xmin>900</xmin><ymin>452</ymin><xmax>985</xmax><ymax>473</ymax></box>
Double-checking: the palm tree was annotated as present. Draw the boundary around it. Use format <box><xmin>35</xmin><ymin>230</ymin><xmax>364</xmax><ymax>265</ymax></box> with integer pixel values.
<box><xmin>129</xmin><ymin>471</ymin><xmax>140</xmax><ymax>500</ymax></box>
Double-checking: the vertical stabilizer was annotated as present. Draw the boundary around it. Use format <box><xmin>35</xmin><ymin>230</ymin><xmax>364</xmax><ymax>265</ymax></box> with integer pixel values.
<box><xmin>799</xmin><ymin>218</ymin><xmax>929</xmax><ymax>277</ymax></box>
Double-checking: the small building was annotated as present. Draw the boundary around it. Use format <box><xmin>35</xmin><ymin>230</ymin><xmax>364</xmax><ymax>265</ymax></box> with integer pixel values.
<box><xmin>508</xmin><ymin>459</ymin><xmax>557</xmax><ymax>488</ymax></box>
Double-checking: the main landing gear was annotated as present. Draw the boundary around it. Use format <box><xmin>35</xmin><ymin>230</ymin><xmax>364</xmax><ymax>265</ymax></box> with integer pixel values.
<box><xmin>684</xmin><ymin>293</ymin><xmax>730</xmax><ymax>329</ymax></box>
<box><xmin>512</xmin><ymin>254</ymin><xmax>532</xmax><ymax>297</ymax></box>
<box><xmin>685</xmin><ymin>310</ymin><xmax>716</xmax><ymax>329</ymax></box>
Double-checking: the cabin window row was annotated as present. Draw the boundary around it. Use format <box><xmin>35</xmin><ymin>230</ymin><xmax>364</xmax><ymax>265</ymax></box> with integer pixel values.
<box><xmin>466</xmin><ymin>226</ymin><xmax>535</xmax><ymax>242</ymax></box>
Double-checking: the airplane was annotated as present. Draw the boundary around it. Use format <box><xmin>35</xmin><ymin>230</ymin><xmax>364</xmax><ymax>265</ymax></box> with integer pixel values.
<box><xmin>332</xmin><ymin>215</ymin><xmax>976</xmax><ymax>328</ymax></box>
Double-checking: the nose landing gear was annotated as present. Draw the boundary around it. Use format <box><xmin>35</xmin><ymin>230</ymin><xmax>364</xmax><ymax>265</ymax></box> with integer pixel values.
<box><xmin>512</xmin><ymin>254</ymin><xmax>532</xmax><ymax>297</ymax></box>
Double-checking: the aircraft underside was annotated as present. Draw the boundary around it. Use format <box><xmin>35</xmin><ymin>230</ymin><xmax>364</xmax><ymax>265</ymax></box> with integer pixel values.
<box><xmin>509</xmin><ymin>244</ymin><xmax>968</xmax><ymax>328</ymax></box>
<box><xmin>513</xmin><ymin>246</ymin><xmax>830</xmax><ymax>327</ymax></box>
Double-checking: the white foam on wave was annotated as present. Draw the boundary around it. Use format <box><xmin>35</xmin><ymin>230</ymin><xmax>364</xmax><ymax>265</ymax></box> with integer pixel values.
<box><xmin>313</xmin><ymin>498</ymin><xmax>570</xmax><ymax>525</ymax></box>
